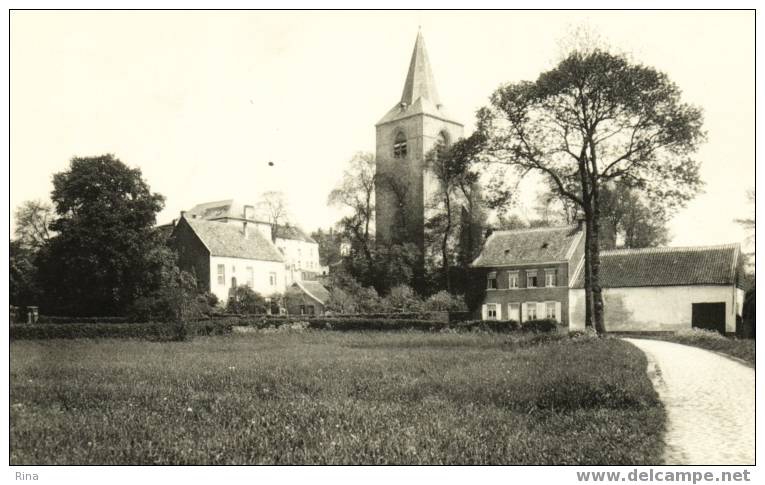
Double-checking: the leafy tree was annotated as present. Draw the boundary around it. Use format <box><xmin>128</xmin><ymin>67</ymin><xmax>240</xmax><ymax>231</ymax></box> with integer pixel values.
<box><xmin>328</xmin><ymin>152</ymin><xmax>376</xmax><ymax>275</ymax></box>
<box><xmin>311</xmin><ymin>227</ymin><xmax>344</xmax><ymax>267</ymax></box>
<box><xmin>535</xmin><ymin>180</ymin><xmax>670</xmax><ymax>249</ymax></box>
<box><xmin>37</xmin><ymin>154</ymin><xmax>167</xmax><ymax>315</ymax></box>
<box><xmin>10</xmin><ymin>240</ymin><xmax>41</xmax><ymax>307</ymax></box>
<box><xmin>14</xmin><ymin>200</ymin><xmax>54</xmax><ymax>251</ymax></box>
<box><xmin>423</xmin><ymin>290</ymin><xmax>468</xmax><ymax>312</ymax></box>
<box><xmin>483</xmin><ymin>49</ymin><xmax>705</xmax><ymax>333</ymax></box>
<box><xmin>227</xmin><ymin>285</ymin><xmax>268</xmax><ymax>314</ymax></box>
<box><xmin>382</xmin><ymin>285</ymin><xmax>423</xmax><ymax>312</ymax></box>
<box><xmin>425</xmin><ymin>132</ymin><xmax>486</xmax><ymax>292</ymax></box>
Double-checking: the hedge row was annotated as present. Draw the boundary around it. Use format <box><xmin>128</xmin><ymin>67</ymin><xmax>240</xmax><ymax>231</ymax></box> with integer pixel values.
<box><xmin>10</xmin><ymin>319</ymin><xmax>235</xmax><ymax>340</ymax></box>
<box><xmin>36</xmin><ymin>315</ymin><xmax>131</xmax><ymax>324</ymax></box>
<box><xmin>303</xmin><ymin>317</ymin><xmax>559</xmax><ymax>333</ymax></box>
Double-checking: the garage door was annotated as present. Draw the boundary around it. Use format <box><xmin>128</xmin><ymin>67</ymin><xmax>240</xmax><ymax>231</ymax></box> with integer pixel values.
<box><xmin>691</xmin><ymin>302</ymin><xmax>726</xmax><ymax>334</ymax></box>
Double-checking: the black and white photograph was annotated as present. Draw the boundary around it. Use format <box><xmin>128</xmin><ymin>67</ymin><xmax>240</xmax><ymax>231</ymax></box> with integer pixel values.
<box><xmin>4</xmin><ymin>6</ymin><xmax>758</xmax><ymax>475</ymax></box>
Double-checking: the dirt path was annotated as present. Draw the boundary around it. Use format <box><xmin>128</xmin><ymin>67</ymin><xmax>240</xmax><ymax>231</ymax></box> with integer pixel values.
<box><xmin>623</xmin><ymin>338</ymin><xmax>754</xmax><ymax>465</ymax></box>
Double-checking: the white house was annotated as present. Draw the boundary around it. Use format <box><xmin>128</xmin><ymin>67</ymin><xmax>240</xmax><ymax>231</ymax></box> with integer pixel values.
<box><xmin>186</xmin><ymin>199</ymin><xmax>323</xmax><ymax>284</ymax></box>
<box><xmin>170</xmin><ymin>215</ymin><xmax>286</xmax><ymax>304</ymax></box>
<box><xmin>568</xmin><ymin>244</ymin><xmax>745</xmax><ymax>334</ymax></box>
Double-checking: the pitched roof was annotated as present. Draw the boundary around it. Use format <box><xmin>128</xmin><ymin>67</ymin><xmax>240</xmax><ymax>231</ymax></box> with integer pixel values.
<box><xmin>182</xmin><ymin>218</ymin><xmax>284</xmax><ymax>263</ymax></box>
<box><xmin>274</xmin><ymin>224</ymin><xmax>316</xmax><ymax>244</ymax></box>
<box><xmin>187</xmin><ymin>199</ymin><xmax>267</xmax><ymax>224</ymax></box>
<box><xmin>290</xmin><ymin>281</ymin><xmax>330</xmax><ymax>305</ymax></box>
<box><xmin>471</xmin><ymin>225</ymin><xmax>583</xmax><ymax>267</ymax></box>
<box><xmin>376</xmin><ymin>31</ymin><xmax>461</xmax><ymax>127</ymax></box>
<box><xmin>401</xmin><ymin>30</ymin><xmax>440</xmax><ymax>107</ymax></box>
<box><xmin>570</xmin><ymin>244</ymin><xmax>740</xmax><ymax>289</ymax></box>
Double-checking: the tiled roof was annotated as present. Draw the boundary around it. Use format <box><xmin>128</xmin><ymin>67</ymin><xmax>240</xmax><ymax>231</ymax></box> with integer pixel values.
<box><xmin>182</xmin><ymin>218</ymin><xmax>284</xmax><ymax>263</ymax></box>
<box><xmin>570</xmin><ymin>244</ymin><xmax>740</xmax><ymax>289</ymax></box>
<box><xmin>291</xmin><ymin>281</ymin><xmax>330</xmax><ymax>304</ymax></box>
<box><xmin>471</xmin><ymin>225</ymin><xmax>583</xmax><ymax>267</ymax></box>
<box><xmin>187</xmin><ymin>199</ymin><xmax>268</xmax><ymax>224</ymax></box>
<box><xmin>274</xmin><ymin>224</ymin><xmax>316</xmax><ymax>244</ymax></box>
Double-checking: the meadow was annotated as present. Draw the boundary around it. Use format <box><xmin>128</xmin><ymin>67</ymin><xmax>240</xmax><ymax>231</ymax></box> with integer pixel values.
<box><xmin>10</xmin><ymin>330</ymin><xmax>665</xmax><ymax>465</ymax></box>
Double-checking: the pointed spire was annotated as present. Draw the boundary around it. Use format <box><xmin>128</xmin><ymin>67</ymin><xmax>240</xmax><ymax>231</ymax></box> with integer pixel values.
<box><xmin>400</xmin><ymin>30</ymin><xmax>441</xmax><ymax>107</ymax></box>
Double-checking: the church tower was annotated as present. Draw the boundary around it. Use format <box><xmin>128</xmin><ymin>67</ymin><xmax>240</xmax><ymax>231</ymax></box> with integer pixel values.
<box><xmin>374</xmin><ymin>30</ymin><xmax>464</xmax><ymax>258</ymax></box>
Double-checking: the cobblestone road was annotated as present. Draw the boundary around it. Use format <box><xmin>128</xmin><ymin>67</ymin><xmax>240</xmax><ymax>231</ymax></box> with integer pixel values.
<box><xmin>623</xmin><ymin>338</ymin><xmax>754</xmax><ymax>465</ymax></box>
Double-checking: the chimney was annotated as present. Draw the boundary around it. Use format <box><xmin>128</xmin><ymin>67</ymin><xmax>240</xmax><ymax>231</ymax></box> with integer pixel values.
<box><xmin>180</xmin><ymin>210</ymin><xmax>187</xmax><ymax>219</ymax></box>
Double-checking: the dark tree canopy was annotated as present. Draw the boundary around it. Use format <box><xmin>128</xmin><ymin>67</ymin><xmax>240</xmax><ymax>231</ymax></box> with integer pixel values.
<box><xmin>38</xmin><ymin>154</ymin><xmax>167</xmax><ymax>315</ymax></box>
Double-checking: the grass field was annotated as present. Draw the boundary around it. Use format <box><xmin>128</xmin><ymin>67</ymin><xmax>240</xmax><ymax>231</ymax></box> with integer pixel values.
<box><xmin>10</xmin><ymin>331</ymin><xmax>665</xmax><ymax>465</ymax></box>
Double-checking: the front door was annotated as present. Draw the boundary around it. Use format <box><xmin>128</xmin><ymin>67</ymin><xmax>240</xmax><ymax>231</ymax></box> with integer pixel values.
<box><xmin>692</xmin><ymin>302</ymin><xmax>726</xmax><ymax>334</ymax></box>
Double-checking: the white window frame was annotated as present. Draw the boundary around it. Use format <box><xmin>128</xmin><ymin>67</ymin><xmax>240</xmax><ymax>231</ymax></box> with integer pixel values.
<box><xmin>217</xmin><ymin>264</ymin><xmax>226</xmax><ymax>286</ymax></box>
<box><xmin>508</xmin><ymin>303</ymin><xmax>520</xmax><ymax>322</ymax></box>
<box><xmin>508</xmin><ymin>271</ymin><xmax>519</xmax><ymax>289</ymax></box>
<box><xmin>246</xmin><ymin>267</ymin><xmax>254</xmax><ymax>288</ymax></box>
<box><xmin>545</xmin><ymin>301</ymin><xmax>556</xmax><ymax>319</ymax></box>
<box><xmin>487</xmin><ymin>303</ymin><xmax>498</xmax><ymax>320</ymax></box>
<box><xmin>545</xmin><ymin>269</ymin><xmax>557</xmax><ymax>287</ymax></box>
<box><xmin>487</xmin><ymin>272</ymin><xmax>498</xmax><ymax>290</ymax></box>
<box><xmin>527</xmin><ymin>301</ymin><xmax>538</xmax><ymax>320</ymax></box>
<box><xmin>527</xmin><ymin>270</ymin><xmax>538</xmax><ymax>288</ymax></box>
<box><xmin>269</xmin><ymin>272</ymin><xmax>277</xmax><ymax>287</ymax></box>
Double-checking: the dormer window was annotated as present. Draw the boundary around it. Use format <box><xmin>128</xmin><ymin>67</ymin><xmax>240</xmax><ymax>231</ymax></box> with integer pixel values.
<box><xmin>393</xmin><ymin>132</ymin><xmax>408</xmax><ymax>159</ymax></box>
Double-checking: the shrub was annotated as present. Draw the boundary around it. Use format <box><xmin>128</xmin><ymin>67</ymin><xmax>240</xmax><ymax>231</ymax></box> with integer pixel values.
<box><xmin>9</xmin><ymin>319</ymin><xmax>234</xmax><ymax>340</ymax></box>
<box><xmin>423</xmin><ymin>291</ymin><xmax>468</xmax><ymax>312</ymax></box>
<box><xmin>520</xmin><ymin>318</ymin><xmax>558</xmax><ymax>333</ymax></box>
<box><xmin>382</xmin><ymin>285</ymin><xmax>423</xmax><ymax>312</ymax></box>
<box><xmin>455</xmin><ymin>320</ymin><xmax>520</xmax><ymax>332</ymax></box>
<box><xmin>227</xmin><ymin>286</ymin><xmax>267</xmax><ymax>314</ymax></box>
<box><xmin>307</xmin><ymin>318</ymin><xmax>447</xmax><ymax>332</ymax></box>
<box><xmin>674</xmin><ymin>327</ymin><xmax>727</xmax><ymax>341</ymax></box>
<box><xmin>37</xmin><ymin>315</ymin><xmax>129</xmax><ymax>324</ymax></box>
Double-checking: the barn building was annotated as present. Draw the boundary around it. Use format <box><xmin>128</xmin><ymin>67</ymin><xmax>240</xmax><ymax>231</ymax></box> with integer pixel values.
<box><xmin>568</xmin><ymin>244</ymin><xmax>745</xmax><ymax>334</ymax></box>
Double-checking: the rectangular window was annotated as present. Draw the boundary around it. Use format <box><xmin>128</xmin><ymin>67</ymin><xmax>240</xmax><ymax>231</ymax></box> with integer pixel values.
<box><xmin>269</xmin><ymin>272</ymin><xmax>277</xmax><ymax>286</ymax></box>
<box><xmin>487</xmin><ymin>304</ymin><xmax>498</xmax><ymax>320</ymax></box>
<box><xmin>508</xmin><ymin>272</ymin><xmax>519</xmax><ymax>289</ymax></box>
<box><xmin>299</xmin><ymin>305</ymin><xmax>306</xmax><ymax>315</ymax></box>
<box><xmin>545</xmin><ymin>269</ymin><xmax>557</xmax><ymax>287</ymax></box>
<box><xmin>508</xmin><ymin>303</ymin><xmax>520</xmax><ymax>322</ymax></box>
<box><xmin>217</xmin><ymin>264</ymin><xmax>225</xmax><ymax>285</ymax></box>
<box><xmin>487</xmin><ymin>272</ymin><xmax>498</xmax><ymax>289</ymax></box>
<box><xmin>546</xmin><ymin>301</ymin><xmax>556</xmax><ymax>319</ymax></box>
<box><xmin>307</xmin><ymin>305</ymin><xmax>315</xmax><ymax>315</ymax></box>
<box><xmin>246</xmin><ymin>267</ymin><xmax>254</xmax><ymax>288</ymax></box>
<box><xmin>527</xmin><ymin>302</ymin><xmax>538</xmax><ymax>320</ymax></box>
<box><xmin>527</xmin><ymin>270</ymin><xmax>538</xmax><ymax>288</ymax></box>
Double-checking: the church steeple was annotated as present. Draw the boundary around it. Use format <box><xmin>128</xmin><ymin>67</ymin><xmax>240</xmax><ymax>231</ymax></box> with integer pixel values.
<box><xmin>400</xmin><ymin>30</ymin><xmax>441</xmax><ymax>107</ymax></box>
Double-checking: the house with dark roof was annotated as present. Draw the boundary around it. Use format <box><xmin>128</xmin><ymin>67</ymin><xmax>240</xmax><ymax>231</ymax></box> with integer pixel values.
<box><xmin>186</xmin><ymin>199</ymin><xmax>324</xmax><ymax>285</ymax></box>
<box><xmin>568</xmin><ymin>244</ymin><xmax>744</xmax><ymax>334</ymax></box>
<box><xmin>471</xmin><ymin>221</ymin><xmax>745</xmax><ymax>334</ymax></box>
<box><xmin>170</xmin><ymin>215</ymin><xmax>286</xmax><ymax>304</ymax></box>
<box><xmin>284</xmin><ymin>280</ymin><xmax>331</xmax><ymax>316</ymax></box>
<box><xmin>471</xmin><ymin>223</ymin><xmax>585</xmax><ymax>324</ymax></box>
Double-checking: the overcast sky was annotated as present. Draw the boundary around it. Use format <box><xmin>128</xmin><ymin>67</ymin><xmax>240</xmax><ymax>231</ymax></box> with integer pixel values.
<box><xmin>10</xmin><ymin>10</ymin><xmax>754</xmax><ymax>247</ymax></box>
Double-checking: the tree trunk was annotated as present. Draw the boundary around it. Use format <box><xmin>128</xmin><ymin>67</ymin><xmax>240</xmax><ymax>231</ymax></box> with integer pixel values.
<box><xmin>442</xmin><ymin>192</ymin><xmax>452</xmax><ymax>293</ymax></box>
<box><xmin>583</xmin><ymin>215</ymin><xmax>594</xmax><ymax>328</ymax></box>
<box><xmin>589</xmin><ymin>150</ymin><xmax>607</xmax><ymax>335</ymax></box>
